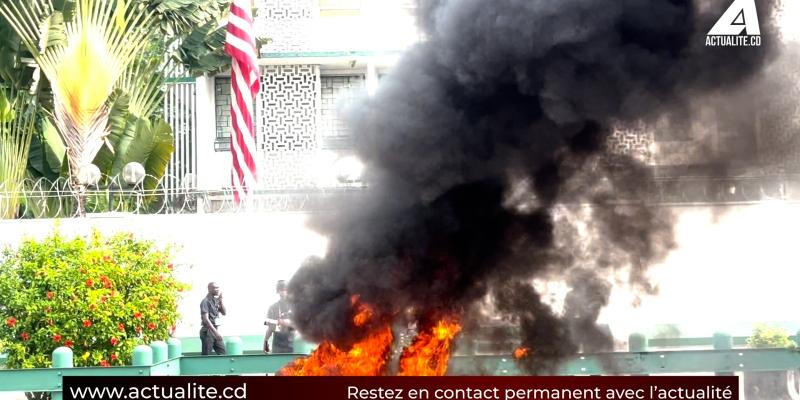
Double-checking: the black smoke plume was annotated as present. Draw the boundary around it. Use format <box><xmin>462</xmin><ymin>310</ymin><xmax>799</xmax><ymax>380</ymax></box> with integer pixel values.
<box><xmin>288</xmin><ymin>0</ymin><xmax>780</xmax><ymax>374</ymax></box>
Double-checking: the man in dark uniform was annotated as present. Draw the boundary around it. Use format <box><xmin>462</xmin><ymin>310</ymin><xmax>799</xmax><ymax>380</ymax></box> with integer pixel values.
<box><xmin>263</xmin><ymin>280</ymin><xmax>295</xmax><ymax>353</ymax></box>
<box><xmin>200</xmin><ymin>282</ymin><xmax>226</xmax><ymax>355</ymax></box>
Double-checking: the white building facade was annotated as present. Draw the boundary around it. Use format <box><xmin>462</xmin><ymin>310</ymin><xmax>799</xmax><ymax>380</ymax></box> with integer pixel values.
<box><xmin>172</xmin><ymin>0</ymin><xmax>420</xmax><ymax>201</ymax></box>
<box><xmin>164</xmin><ymin>0</ymin><xmax>800</xmax><ymax>207</ymax></box>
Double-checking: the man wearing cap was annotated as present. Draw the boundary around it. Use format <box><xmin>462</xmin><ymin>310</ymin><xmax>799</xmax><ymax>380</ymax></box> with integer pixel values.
<box><xmin>264</xmin><ymin>280</ymin><xmax>295</xmax><ymax>353</ymax></box>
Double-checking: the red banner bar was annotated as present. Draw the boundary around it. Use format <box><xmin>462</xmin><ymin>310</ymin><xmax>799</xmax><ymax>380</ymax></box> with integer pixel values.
<box><xmin>64</xmin><ymin>376</ymin><xmax>738</xmax><ymax>400</ymax></box>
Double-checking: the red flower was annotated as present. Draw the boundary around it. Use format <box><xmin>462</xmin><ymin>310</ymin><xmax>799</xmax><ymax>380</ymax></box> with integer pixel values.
<box><xmin>64</xmin><ymin>340</ymin><xmax>74</xmax><ymax>348</ymax></box>
<box><xmin>5</xmin><ymin>317</ymin><xmax>16</xmax><ymax>327</ymax></box>
<box><xmin>103</xmin><ymin>255</ymin><xmax>111</xmax><ymax>262</ymax></box>
<box><xmin>136</xmin><ymin>326</ymin><xmax>143</xmax><ymax>334</ymax></box>
<box><xmin>100</xmin><ymin>295</ymin><xmax>107</xmax><ymax>303</ymax></box>
<box><xmin>110</xmin><ymin>337</ymin><xmax>119</xmax><ymax>346</ymax></box>
<box><xmin>82</xmin><ymin>320</ymin><xmax>92</xmax><ymax>328</ymax></box>
<box><xmin>110</xmin><ymin>354</ymin><xmax>118</xmax><ymax>361</ymax></box>
<box><xmin>167</xmin><ymin>263</ymin><xmax>173</xmax><ymax>270</ymax></box>
<box><xmin>85</xmin><ymin>278</ymin><xmax>94</xmax><ymax>287</ymax></box>
<box><xmin>133</xmin><ymin>312</ymin><xmax>142</xmax><ymax>319</ymax></box>
<box><xmin>99</xmin><ymin>360</ymin><xmax>110</xmax><ymax>367</ymax></box>
<box><xmin>118</xmin><ymin>323</ymin><xmax>125</xmax><ymax>331</ymax></box>
<box><xmin>52</xmin><ymin>334</ymin><xmax>62</xmax><ymax>343</ymax></box>
<box><xmin>47</xmin><ymin>291</ymin><xmax>54</xmax><ymax>299</ymax></box>
<box><xmin>147</xmin><ymin>322</ymin><xmax>157</xmax><ymax>330</ymax></box>
<box><xmin>155</xmin><ymin>259</ymin><xmax>162</xmax><ymax>266</ymax></box>
<box><xmin>20</xmin><ymin>332</ymin><xmax>29</xmax><ymax>341</ymax></box>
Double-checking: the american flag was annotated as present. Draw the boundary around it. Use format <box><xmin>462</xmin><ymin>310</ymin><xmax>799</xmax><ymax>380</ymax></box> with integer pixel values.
<box><xmin>225</xmin><ymin>0</ymin><xmax>260</xmax><ymax>205</ymax></box>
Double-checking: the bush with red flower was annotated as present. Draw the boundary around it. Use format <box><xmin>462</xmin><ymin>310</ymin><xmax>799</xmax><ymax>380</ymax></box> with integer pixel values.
<box><xmin>0</xmin><ymin>229</ymin><xmax>189</xmax><ymax>368</ymax></box>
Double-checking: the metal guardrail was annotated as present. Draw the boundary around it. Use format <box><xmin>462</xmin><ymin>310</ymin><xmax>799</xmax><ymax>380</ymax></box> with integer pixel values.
<box><xmin>1</xmin><ymin>333</ymin><xmax>800</xmax><ymax>396</ymax></box>
<box><xmin>2</xmin><ymin>346</ymin><xmax>800</xmax><ymax>394</ymax></box>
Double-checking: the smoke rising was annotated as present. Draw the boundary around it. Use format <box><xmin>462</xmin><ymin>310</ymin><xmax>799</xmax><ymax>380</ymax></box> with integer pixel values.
<box><xmin>289</xmin><ymin>0</ymin><xmax>781</xmax><ymax>373</ymax></box>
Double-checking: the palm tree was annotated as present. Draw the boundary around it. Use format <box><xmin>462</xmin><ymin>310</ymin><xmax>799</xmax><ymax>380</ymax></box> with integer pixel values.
<box><xmin>0</xmin><ymin>0</ymin><xmax>155</xmax><ymax>214</ymax></box>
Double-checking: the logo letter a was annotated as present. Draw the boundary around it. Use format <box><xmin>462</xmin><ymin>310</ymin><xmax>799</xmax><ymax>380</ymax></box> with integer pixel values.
<box><xmin>708</xmin><ymin>0</ymin><xmax>760</xmax><ymax>35</ymax></box>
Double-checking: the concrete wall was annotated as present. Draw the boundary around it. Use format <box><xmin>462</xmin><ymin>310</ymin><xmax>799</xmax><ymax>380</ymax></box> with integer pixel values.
<box><xmin>0</xmin><ymin>213</ymin><xmax>327</xmax><ymax>339</ymax></box>
<box><xmin>2</xmin><ymin>201</ymin><xmax>800</xmax><ymax>342</ymax></box>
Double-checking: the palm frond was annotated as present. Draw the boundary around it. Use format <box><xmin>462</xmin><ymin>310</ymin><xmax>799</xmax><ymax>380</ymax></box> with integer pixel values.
<box><xmin>0</xmin><ymin>89</ymin><xmax>38</xmax><ymax>218</ymax></box>
<box><xmin>117</xmin><ymin>58</ymin><xmax>168</xmax><ymax>119</ymax></box>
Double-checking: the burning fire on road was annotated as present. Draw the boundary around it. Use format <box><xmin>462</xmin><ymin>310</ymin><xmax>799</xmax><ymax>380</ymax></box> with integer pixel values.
<box><xmin>280</xmin><ymin>296</ymin><xmax>462</xmax><ymax>376</ymax></box>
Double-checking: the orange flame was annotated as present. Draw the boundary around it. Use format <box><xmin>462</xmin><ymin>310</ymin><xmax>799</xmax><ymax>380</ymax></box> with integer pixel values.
<box><xmin>398</xmin><ymin>317</ymin><xmax>462</xmax><ymax>376</ymax></box>
<box><xmin>279</xmin><ymin>297</ymin><xmax>393</xmax><ymax>376</ymax></box>
<box><xmin>352</xmin><ymin>296</ymin><xmax>374</xmax><ymax>328</ymax></box>
<box><xmin>279</xmin><ymin>326</ymin><xmax>393</xmax><ymax>376</ymax></box>
<box><xmin>281</xmin><ymin>297</ymin><xmax>462</xmax><ymax>376</ymax></box>
<box><xmin>513</xmin><ymin>346</ymin><xmax>530</xmax><ymax>359</ymax></box>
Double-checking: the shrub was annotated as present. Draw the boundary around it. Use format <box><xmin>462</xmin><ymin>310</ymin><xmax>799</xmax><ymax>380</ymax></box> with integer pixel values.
<box><xmin>0</xmin><ymin>229</ymin><xmax>189</xmax><ymax>368</ymax></box>
<box><xmin>747</xmin><ymin>323</ymin><xmax>796</xmax><ymax>349</ymax></box>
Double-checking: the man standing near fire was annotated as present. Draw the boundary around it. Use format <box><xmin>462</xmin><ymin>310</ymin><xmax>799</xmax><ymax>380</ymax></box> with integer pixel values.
<box><xmin>264</xmin><ymin>280</ymin><xmax>295</xmax><ymax>353</ymax></box>
<box><xmin>200</xmin><ymin>282</ymin><xmax>226</xmax><ymax>355</ymax></box>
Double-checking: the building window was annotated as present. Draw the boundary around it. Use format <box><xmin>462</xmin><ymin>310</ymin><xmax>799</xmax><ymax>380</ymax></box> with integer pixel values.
<box><xmin>319</xmin><ymin>75</ymin><xmax>365</xmax><ymax>149</ymax></box>
<box><xmin>215</xmin><ymin>76</ymin><xmax>261</xmax><ymax>152</ymax></box>
<box><xmin>214</xmin><ymin>77</ymin><xmax>232</xmax><ymax>152</ymax></box>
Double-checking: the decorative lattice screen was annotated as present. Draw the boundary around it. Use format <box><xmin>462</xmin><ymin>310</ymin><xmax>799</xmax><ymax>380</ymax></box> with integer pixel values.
<box><xmin>254</xmin><ymin>0</ymin><xmax>316</xmax><ymax>53</ymax></box>
<box><xmin>256</xmin><ymin>65</ymin><xmax>321</xmax><ymax>189</ymax></box>
<box><xmin>607</xmin><ymin>121</ymin><xmax>654</xmax><ymax>165</ymax></box>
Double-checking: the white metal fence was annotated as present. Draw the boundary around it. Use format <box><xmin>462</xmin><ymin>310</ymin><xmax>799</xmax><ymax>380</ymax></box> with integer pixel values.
<box><xmin>164</xmin><ymin>78</ymin><xmax>198</xmax><ymax>203</ymax></box>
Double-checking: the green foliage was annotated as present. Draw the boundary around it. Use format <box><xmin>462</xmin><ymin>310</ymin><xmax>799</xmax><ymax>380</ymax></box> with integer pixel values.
<box><xmin>175</xmin><ymin>19</ymin><xmax>272</xmax><ymax>77</ymax></box>
<box><xmin>0</xmin><ymin>90</ymin><xmax>39</xmax><ymax>218</ymax></box>
<box><xmin>0</xmin><ymin>17</ymin><xmax>34</xmax><ymax>92</ymax></box>
<box><xmin>27</xmin><ymin>118</ymin><xmax>66</xmax><ymax>180</ymax></box>
<box><xmin>0</xmin><ymin>229</ymin><xmax>189</xmax><ymax>368</ymax></box>
<box><xmin>140</xmin><ymin>0</ymin><xmax>233</xmax><ymax>76</ymax></box>
<box><xmin>95</xmin><ymin>55</ymin><xmax>176</xmax><ymax>186</ymax></box>
<box><xmin>747</xmin><ymin>324</ymin><xmax>797</xmax><ymax>349</ymax></box>
<box><xmin>94</xmin><ymin>90</ymin><xmax>175</xmax><ymax>186</ymax></box>
<box><xmin>174</xmin><ymin>20</ymin><xmax>229</xmax><ymax>76</ymax></box>
<box><xmin>0</xmin><ymin>90</ymin><xmax>15</xmax><ymax>122</ymax></box>
<box><xmin>0</xmin><ymin>0</ymin><xmax>237</xmax><ymax>218</ymax></box>
<box><xmin>146</xmin><ymin>0</ymin><xmax>230</xmax><ymax>38</ymax></box>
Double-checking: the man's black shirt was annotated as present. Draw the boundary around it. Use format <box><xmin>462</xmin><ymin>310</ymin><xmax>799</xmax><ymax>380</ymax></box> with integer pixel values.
<box><xmin>200</xmin><ymin>295</ymin><xmax>222</xmax><ymax>327</ymax></box>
